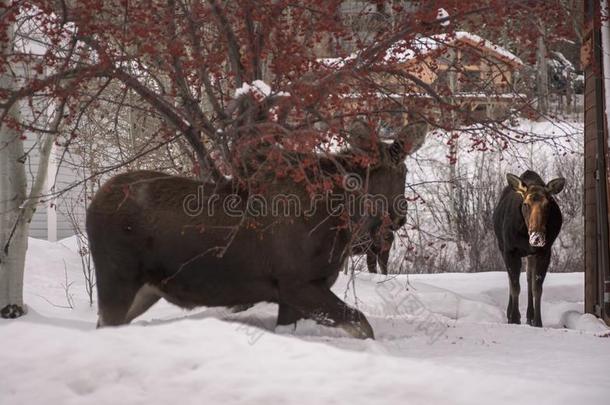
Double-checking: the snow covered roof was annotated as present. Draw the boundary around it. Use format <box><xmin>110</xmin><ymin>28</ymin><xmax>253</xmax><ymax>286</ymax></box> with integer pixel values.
<box><xmin>319</xmin><ymin>31</ymin><xmax>523</xmax><ymax>69</ymax></box>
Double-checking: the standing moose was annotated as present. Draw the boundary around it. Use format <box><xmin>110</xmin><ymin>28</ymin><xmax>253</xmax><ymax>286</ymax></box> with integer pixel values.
<box><xmin>87</xmin><ymin>120</ymin><xmax>426</xmax><ymax>339</ymax></box>
<box><xmin>493</xmin><ymin>170</ymin><xmax>565</xmax><ymax>327</ymax></box>
<box><xmin>350</xmin><ymin>229</ymin><xmax>396</xmax><ymax>275</ymax></box>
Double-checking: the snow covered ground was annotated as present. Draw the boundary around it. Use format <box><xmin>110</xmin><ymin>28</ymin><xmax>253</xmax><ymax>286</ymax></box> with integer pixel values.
<box><xmin>1</xmin><ymin>237</ymin><xmax>609</xmax><ymax>405</ymax></box>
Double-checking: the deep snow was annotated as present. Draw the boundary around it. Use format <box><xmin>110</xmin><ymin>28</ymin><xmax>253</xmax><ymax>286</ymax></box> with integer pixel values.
<box><xmin>0</xmin><ymin>237</ymin><xmax>609</xmax><ymax>405</ymax></box>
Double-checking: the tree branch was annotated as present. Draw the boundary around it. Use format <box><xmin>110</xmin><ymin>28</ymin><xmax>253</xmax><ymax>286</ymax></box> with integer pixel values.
<box><xmin>207</xmin><ymin>0</ymin><xmax>246</xmax><ymax>86</ymax></box>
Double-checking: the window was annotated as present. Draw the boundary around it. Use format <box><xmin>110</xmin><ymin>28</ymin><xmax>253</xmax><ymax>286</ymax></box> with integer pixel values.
<box><xmin>460</xmin><ymin>70</ymin><xmax>481</xmax><ymax>92</ymax></box>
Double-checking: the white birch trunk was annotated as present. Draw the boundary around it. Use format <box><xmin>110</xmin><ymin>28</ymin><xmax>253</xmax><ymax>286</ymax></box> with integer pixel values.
<box><xmin>0</xmin><ymin>1</ymin><xmax>56</xmax><ymax>316</ymax></box>
<box><xmin>0</xmin><ymin>107</ymin><xmax>57</xmax><ymax>316</ymax></box>
<box><xmin>0</xmin><ymin>100</ymin><xmax>59</xmax><ymax>316</ymax></box>
<box><xmin>0</xmin><ymin>100</ymin><xmax>29</xmax><ymax>315</ymax></box>
<box><xmin>0</xmin><ymin>0</ymin><xmax>27</xmax><ymax>315</ymax></box>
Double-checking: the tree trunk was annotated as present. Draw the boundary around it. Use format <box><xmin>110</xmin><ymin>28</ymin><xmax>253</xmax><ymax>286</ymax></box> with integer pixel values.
<box><xmin>536</xmin><ymin>35</ymin><xmax>549</xmax><ymax>115</ymax></box>
<box><xmin>0</xmin><ymin>0</ymin><xmax>27</xmax><ymax>317</ymax></box>
<box><xmin>0</xmin><ymin>1</ymin><xmax>57</xmax><ymax>317</ymax></box>
<box><xmin>0</xmin><ymin>105</ymin><xmax>57</xmax><ymax>318</ymax></box>
<box><xmin>446</xmin><ymin>48</ymin><xmax>465</xmax><ymax>261</ymax></box>
<box><xmin>0</xmin><ymin>103</ymin><xmax>29</xmax><ymax>317</ymax></box>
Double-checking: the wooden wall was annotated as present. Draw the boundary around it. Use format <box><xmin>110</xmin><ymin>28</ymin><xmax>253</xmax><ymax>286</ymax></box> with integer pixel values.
<box><xmin>583</xmin><ymin>0</ymin><xmax>610</xmax><ymax>324</ymax></box>
<box><xmin>583</xmin><ymin>34</ymin><xmax>600</xmax><ymax>316</ymax></box>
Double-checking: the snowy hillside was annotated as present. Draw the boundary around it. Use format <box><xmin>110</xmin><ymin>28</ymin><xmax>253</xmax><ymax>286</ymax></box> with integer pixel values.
<box><xmin>0</xmin><ymin>238</ymin><xmax>609</xmax><ymax>405</ymax></box>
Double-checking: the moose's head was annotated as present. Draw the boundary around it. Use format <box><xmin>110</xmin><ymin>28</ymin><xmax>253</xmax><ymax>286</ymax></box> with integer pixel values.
<box><xmin>506</xmin><ymin>172</ymin><xmax>565</xmax><ymax>247</ymax></box>
<box><xmin>345</xmin><ymin>119</ymin><xmax>427</xmax><ymax>233</ymax></box>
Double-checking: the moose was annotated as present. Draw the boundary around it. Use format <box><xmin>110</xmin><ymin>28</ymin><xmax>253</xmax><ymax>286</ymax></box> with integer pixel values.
<box><xmin>350</xmin><ymin>228</ymin><xmax>394</xmax><ymax>275</ymax></box>
<box><xmin>493</xmin><ymin>170</ymin><xmax>565</xmax><ymax>327</ymax></box>
<box><xmin>87</xmin><ymin>120</ymin><xmax>425</xmax><ymax>339</ymax></box>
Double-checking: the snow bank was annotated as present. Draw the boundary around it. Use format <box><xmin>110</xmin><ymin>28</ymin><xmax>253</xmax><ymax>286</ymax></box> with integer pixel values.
<box><xmin>560</xmin><ymin>311</ymin><xmax>610</xmax><ymax>334</ymax></box>
<box><xmin>2</xmin><ymin>317</ymin><xmax>605</xmax><ymax>405</ymax></box>
<box><xmin>1</xmin><ymin>239</ymin><xmax>608</xmax><ymax>405</ymax></box>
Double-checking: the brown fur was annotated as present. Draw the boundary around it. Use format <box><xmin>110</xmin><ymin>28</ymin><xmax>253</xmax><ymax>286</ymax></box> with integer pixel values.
<box><xmin>87</xmin><ymin>135</ymin><xmax>411</xmax><ymax>339</ymax></box>
<box><xmin>493</xmin><ymin>170</ymin><xmax>565</xmax><ymax>327</ymax></box>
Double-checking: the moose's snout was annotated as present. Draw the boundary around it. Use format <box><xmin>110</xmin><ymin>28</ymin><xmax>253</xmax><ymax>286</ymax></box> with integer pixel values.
<box><xmin>529</xmin><ymin>232</ymin><xmax>546</xmax><ymax>247</ymax></box>
<box><xmin>391</xmin><ymin>216</ymin><xmax>406</xmax><ymax>231</ymax></box>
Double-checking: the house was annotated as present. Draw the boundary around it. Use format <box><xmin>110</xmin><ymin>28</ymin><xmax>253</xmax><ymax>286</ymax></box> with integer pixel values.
<box><xmin>320</xmin><ymin>31</ymin><xmax>524</xmax><ymax>122</ymax></box>
<box><xmin>24</xmin><ymin>136</ymin><xmax>85</xmax><ymax>241</ymax></box>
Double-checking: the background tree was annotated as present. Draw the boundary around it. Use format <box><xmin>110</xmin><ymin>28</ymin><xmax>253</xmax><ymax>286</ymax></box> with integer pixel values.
<box><xmin>1</xmin><ymin>0</ymin><xmax>579</xmax><ymax>317</ymax></box>
<box><xmin>0</xmin><ymin>1</ymin><xmax>72</xmax><ymax>316</ymax></box>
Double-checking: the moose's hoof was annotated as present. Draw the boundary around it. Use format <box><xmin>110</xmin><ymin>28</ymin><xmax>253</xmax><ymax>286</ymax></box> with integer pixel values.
<box><xmin>339</xmin><ymin>320</ymin><xmax>375</xmax><ymax>340</ymax></box>
<box><xmin>228</xmin><ymin>304</ymin><xmax>254</xmax><ymax>313</ymax></box>
<box><xmin>0</xmin><ymin>304</ymin><xmax>26</xmax><ymax>319</ymax></box>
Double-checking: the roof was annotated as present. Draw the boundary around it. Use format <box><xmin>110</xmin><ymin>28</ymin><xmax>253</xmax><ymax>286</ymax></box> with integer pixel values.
<box><xmin>319</xmin><ymin>31</ymin><xmax>523</xmax><ymax>69</ymax></box>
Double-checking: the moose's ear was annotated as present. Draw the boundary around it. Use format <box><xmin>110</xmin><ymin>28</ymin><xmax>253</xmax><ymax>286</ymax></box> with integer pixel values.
<box><xmin>546</xmin><ymin>177</ymin><xmax>566</xmax><ymax>194</ymax></box>
<box><xmin>347</xmin><ymin>119</ymin><xmax>375</xmax><ymax>153</ymax></box>
<box><xmin>387</xmin><ymin>120</ymin><xmax>429</xmax><ymax>165</ymax></box>
<box><xmin>506</xmin><ymin>173</ymin><xmax>527</xmax><ymax>195</ymax></box>
<box><xmin>388</xmin><ymin>140</ymin><xmax>406</xmax><ymax>165</ymax></box>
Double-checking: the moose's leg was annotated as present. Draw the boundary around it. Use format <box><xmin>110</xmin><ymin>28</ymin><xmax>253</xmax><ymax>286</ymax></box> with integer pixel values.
<box><xmin>124</xmin><ymin>284</ymin><xmax>162</xmax><ymax>323</ymax></box>
<box><xmin>279</xmin><ymin>280</ymin><xmax>374</xmax><ymax>339</ymax></box>
<box><xmin>531</xmin><ymin>251</ymin><xmax>551</xmax><ymax>327</ymax></box>
<box><xmin>276</xmin><ymin>269</ymin><xmax>338</xmax><ymax>327</ymax></box>
<box><xmin>504</xmin><ymin>253</ymin><xmax>522</xmax><ymax>324</ymax></box>
<box><xmin>97</xmin><ymin>282</ymin><xmax>141</xmax><ymax>327</ymax></box>
<box><xmin>277</xmin><ymin>303</ymin><xmax>304</xmax><ymax>326</ymax></box>
<box><xmin>366</xmin><ymin>251</ymin><xmax>378</xmax><ymax>273</ymax></box>
<box><xmin>378</xmin><ymin>233</ymin><xmax>394</xmax><ymax>275</ymax></box>
<box><xmin>526</xmin><ymin>256</ymin><xmax>535</xmax><ymax>326</ymax></box>
<box><xmin>94</xmin><ymin>255</ymin><xmax>143</xmax><ymax>327</ymax></box>
<box><xmin>378</xmin><ymin>248</ymin><xmax>390</xmax><ymax>275</ymax></box>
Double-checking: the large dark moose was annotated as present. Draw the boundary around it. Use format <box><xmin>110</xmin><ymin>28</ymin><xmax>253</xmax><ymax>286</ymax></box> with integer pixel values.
<box><xmin>87</xmin><ymin>120</ymin><xmax>426</xmax><ymax>339</ymax></box>
<box><xmin>493</xmin><ymin>170</ymin><xmax>565</xmax><ymax>327</ymax></box>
